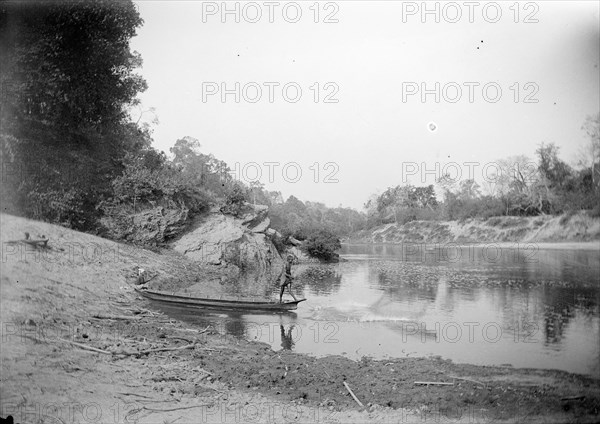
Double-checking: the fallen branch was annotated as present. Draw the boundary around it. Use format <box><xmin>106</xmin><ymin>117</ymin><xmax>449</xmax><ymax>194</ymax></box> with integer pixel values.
<box><xmin>139</xmin><ymin>343</ymin><xmax>197</xmax><ymax>355</ymax></box>
<box><xmin>133</xmin><ymin>399</ymin><xmax>178</xmax><ymax>405</ymax></box>
<box><xmin>180</xmin><ymin>325</ymin><xmax>211</xmax><ymax>334</ymax></box>
<box><xmin>139</xmin><ymin>404</ymin><xmax>208</xmax><ymax>413</ymax></box>
<box><xmin>117</xmin><ymin>343</ymin><xmax>197</xmax><ymax>357</ymax></box>
<box><xmin>91</xmin><ymin>314</ymin><xmax>140</xmax><ymax>320</ymax></box>
<box><xmin>561</xmin><ymin>395</ymin><xmax>585</xmax><ymax>401</ymax></box>
<box><xmin>446</xmin><ymin>375</ymin><xmax>486</xmax><ymax>387</ymax></box>
<box><xmin>414</xmin><ymin>381</ymin><xmax>454</xmax><ymax>386</ymax></box>
<box><xmin>60</xmin><ymin>339</ymin><xmax>111</xmax><ymax>355</ymax></box>
<box><xmin>116</xmin><ymin>392</ymin><xmax>156</xmax><ymax>399</ymax></box>
<box><xmin>131</xmin><ymin>307</ymin><xmax>161</xmax><ymax>316</ymax></box>
<box><xmin>144</xmin><ymin>273</ymin><xmax>160</xmax><ymax>284</ymax></box>
<box><xmin>343</xmin><ymin>381</ymin><xmax>365</xmax><ymax>408</ymax></box>
<box><xmin>20</xmin><ymin>334</ymin><xmax>45</xmax><ymax>344</ymax></box>
<box><xmin>167</xmin><ymin>336</ymin><xmax>193</xmax><ymax>344</ymax></box>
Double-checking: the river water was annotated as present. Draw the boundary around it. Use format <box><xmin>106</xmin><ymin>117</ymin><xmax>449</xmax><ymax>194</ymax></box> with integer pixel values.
<box><xmin>156</xmin><ymin>243</ymin><xmax>600</xmax><ymax>377</ymax></box>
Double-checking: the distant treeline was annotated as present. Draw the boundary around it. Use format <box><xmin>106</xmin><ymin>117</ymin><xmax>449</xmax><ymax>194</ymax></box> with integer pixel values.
<box><xmin>264</xmin><ymin>118</ymin><xmax>600</xmax><ymax>238</ymax></box>
<box><xmin>364</xmin><ymin>132</ymin><xmax>600</xmax><ymax>227</ymax></box>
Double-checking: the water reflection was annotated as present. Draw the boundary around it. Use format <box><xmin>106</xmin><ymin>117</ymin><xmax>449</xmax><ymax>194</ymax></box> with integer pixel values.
<box><xmin>296</xmin><ymin>267</ymin><xmax>343</xmax><ymax>295</ymax></box>
<box><xmin>280</xmin><ymin>324</ymin><xmax>296</xmax><ymax>350</ymax></box>
<box><xmin>151</xmin><ymin>244</ymin><xmax>600</xmax><ymax>377</ymax></box>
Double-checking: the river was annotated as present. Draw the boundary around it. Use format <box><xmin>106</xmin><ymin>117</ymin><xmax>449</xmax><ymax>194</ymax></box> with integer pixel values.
<box><xmin>156</xmin><ymin>243</ymin><xmax>600</xmax><ymax>377</ymax></box>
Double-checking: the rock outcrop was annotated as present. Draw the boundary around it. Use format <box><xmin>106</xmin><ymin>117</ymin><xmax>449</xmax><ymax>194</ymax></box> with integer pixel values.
<box><xmin>100</xmin><ymin>206</ymin><xmax>190</xmax><ymax>246</ymax></box>
<box><xmin>171</xmin><ymin>203</ymin><xmax>284</xmax><ymax>296</ymax></box>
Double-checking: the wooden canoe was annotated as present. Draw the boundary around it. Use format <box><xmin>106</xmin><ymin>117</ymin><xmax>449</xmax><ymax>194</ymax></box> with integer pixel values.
<box><xmin>134</xmin><ymin>288</ymin><xmax>306</xmax><ymax>311</ymax></box>
<box><xmin>6</xmin><ymin>238</ymin><xmax>49</xmax><ymax>247</ymax></box>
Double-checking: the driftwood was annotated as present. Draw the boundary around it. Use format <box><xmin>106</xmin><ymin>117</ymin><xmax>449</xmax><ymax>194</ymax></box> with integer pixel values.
<box><xmin>167</xmin><ymin>336</ymin><xmax>194</xmax><ymax>343</ymax></box>
<box><xmin>343</xmin><ymin>381</ymin><xmax>365</xmax><ymax>408</ymax></box>
<box><xmin>63</xmin><ymin>336</ymin><xmax>199</xmax><ymax>358</ymax></box>
<box><xmin>446</xmin><ymin>374</ymin><xmax>486</xmax><ymax>387</ymax></box>
<box><xmin>91</xmin><ymin>314</ymin><xmax>140</xmax><ymax>320</ymax></box>
<box><xmin>116</xmin><ymin>343</ymin><xmax>197</xmax><ymax>357</ymax></box>
<box><xmin>60</xmin><ymin>339</ymin><xmax>112</xmax><ymax>355</ymax></box>
<box><xmin>138</xmin><ymin>404</ymin><xmax>208</xmax><ymax>413</ymax></box>
<box><xmin>116</xmin><ymin>392</ymin><xmax>156</xmax><ymax>399</ymax></box>
<box><xmin>414</xmin><ymin>381</ymin><xmax>454</xmax><ymax>386</ymax></box>
<box><xmin>180</xmin><ymin>325</ymin><xmax>211</xmax><ymax>334</ymax></box>
<box><xmin>561</xmin><ymin>395</ymin><xmax>585</xmax><ymax>401</ymax></box>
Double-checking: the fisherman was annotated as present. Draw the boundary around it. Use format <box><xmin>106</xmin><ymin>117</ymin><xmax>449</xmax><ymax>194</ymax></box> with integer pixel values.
<box><xmin>280</xmin><ymin>255</ymin><xmax>299</xmax><ymax>303</ymax></box>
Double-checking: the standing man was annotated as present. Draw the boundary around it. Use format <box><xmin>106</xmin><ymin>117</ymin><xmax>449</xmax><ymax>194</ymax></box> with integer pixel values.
<box><xmin>280</xmin><ymin>255</ymin><xmax>299</xmax><ymax>303</ymax></box>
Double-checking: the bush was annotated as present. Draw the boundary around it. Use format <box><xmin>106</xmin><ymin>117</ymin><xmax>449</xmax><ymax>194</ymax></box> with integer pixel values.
<box><xmin>486</xmin><ymin>217</ymin><xmax>502</xmax><ymax>227</ymax></box>
<box><xmin>109</xmin><ymin>156</ymin><xmax>211</xmax><ymax>215</ymax></box>
<box><xmin>395</xmin><ymin>207</ymin><xmax>442</xmax><ymax>224</ymax></box>
<box><xmin>301</xmin><ymin>229</ymin><xmax>341</xmax><ymax>261</ymax></box>
<box><xmin>444</xmin><ymin>195</ymin><xmax>505</xmax><ymax>221</ymax></box>
<box><xmin>220</xmin><ymin>183</ymin><xmax>248</xmax><ymax>216</ymax></box>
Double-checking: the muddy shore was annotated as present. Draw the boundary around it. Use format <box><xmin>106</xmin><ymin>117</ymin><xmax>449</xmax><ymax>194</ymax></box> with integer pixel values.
<box><xmin>2</xmin><ymin>214</ymin><xmax>599</xmax><ymax>423</ymax></box>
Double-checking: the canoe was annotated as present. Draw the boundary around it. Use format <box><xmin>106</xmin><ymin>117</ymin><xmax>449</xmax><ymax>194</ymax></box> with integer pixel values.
<box><xmin>134</xmin><ymin>288</ymin><xmax>306</xmax><ymax>311</ymax></box>
<box><xmin>6</xmin><ymin>238</ymin><xmax>49</xmax><ymax>247</ymax></box>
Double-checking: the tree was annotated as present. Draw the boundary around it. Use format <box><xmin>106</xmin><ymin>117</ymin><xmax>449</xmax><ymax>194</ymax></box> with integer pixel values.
<box><xmin>436</xmin><ymin>172</ymin><xmax>458</xmax><ymax>196</ymax></box>
<box><xmin>170</xmin><ymin>137</ymin><xmax>203</xmax><ymax>170</ymax></box>
<box><xmin>1</xmin><ymin>1</ymin><xmax>146</xmax><ymax>144</ymax></box>
<box><xmin>535</xmin><ymin>143</ymin><xmax>575</xmax><ymax>213</ymax></box>
<box><xmin>457</xmin><ymin>180</ymin><xmax>481</xmax><ymax>201</ymax></box>
<box><xmin>579</xmin><ymin>112</ymin><xmax>600</xmax><ymax>188</ymax></box>
<box><xmin>412</xmin><ymin>185</ymin><xmax>438</xmax><ymax>209</ymax></box>
<box><xmin>373</xmin><ymin>184</ymin><xmax>439</xmax><ymax>223</ymax></box>
<box><xmin>486</xmin><ymin>155</ymin><xmax>541</xmax><ymax>215</ymax></box>
<box><xmin>0</xmin><ymin>0</ymin><xmax>147</xmax><ymax>228</ymax></box>
<box><xmin>536</xmin><ymin>143</ymin><xmax>572</xmax><ymax>189</ymax></box>
<box><xmin>220</xmin><ymin>182</ymin><xmax>249</xmax><ymax>216</ymax></box>
<box><xmin>249</xmin><ymin>181</ymin><xmax>266</xmax><ymax>205</ymax></box>
<box><xmin>268</xmin><ymin>191</ymin><xmax>284</xmax><ymax>205</ymax></box>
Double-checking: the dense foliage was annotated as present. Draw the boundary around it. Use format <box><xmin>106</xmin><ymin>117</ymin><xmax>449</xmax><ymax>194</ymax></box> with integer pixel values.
<box><xmin>1</xmin><ymin>1</ymin><xmax>147</xmax><ymax>228</ymax></box>
<box><xmin>301</xmin><ymin>229</ymin><xmax>342</xmax><ymax>261</ymax></box>
<box><xmin>268</xmin><ymin>196</ymin><xmax>367</xmax><ymax>239</ymax></box>
<box><xmin>364</xmin><ymin>119</ymin><xmax>600</xmax><ymax>226</ymax></box>
<box><xmin>0</xmin><ymin>2</ymin><xmax>245</xmax><ymax>231</ymax></box>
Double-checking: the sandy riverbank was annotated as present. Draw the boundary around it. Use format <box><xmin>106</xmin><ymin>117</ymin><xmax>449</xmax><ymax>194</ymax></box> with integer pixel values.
<box><xmin>349</xmin><ymin>214</ymin><xmax>600</xmax><ymax>246</ymax></box>
<box><xmin>2</xmin><ymin>214</ymin><xmax>599</xmax><ymax>423</ymax></box>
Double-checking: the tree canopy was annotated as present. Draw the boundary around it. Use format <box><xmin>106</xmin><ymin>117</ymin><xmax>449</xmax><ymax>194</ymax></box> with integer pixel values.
<box><xmin>1</xmin><ymin>0</ymin><xmax>148</xmax><ymax>227</ymax></box>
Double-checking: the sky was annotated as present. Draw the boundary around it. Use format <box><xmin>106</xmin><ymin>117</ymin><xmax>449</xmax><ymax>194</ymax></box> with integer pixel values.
<box><xmin>130</xmin><ymin>0</ymin><xmax>600</xmax><ymax>209</ymax></box>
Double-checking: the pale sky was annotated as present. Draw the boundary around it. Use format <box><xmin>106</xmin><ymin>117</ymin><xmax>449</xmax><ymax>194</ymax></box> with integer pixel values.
<box><xmin>130</xmin><ymin>1</ymin><xmax>600</xmax><ymax>209</ymax></box>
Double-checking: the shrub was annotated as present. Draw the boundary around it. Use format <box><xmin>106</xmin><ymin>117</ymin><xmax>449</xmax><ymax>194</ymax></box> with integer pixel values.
<box><xmin>301</xmin><ymin>229</ymin><xmax>341</xmax><ymax>261</ymax></box>
<box><xmin>109</xmin><ymin>156</ymin><xmax>211</xmax><ymax>215</ymax></box>
<box><xmin>559</xmin><ymin>212</ymin><xmax>574</xmax><ymax>226</ymax></box>
<box><xmin>486</xmin><ymin>217</ymin><xmax>502</xmax><ymax>227</ymax></box>
<box><xmin>220</xmin><ymin>183</ymin><xmax>248</xmax><ymax>216</ymax></box>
